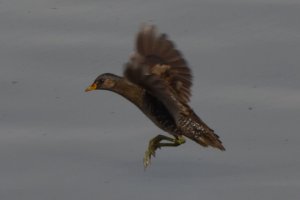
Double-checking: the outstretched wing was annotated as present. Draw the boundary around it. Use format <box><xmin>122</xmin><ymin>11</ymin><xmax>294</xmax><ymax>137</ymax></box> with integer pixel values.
<box><xmin>125</xmin><ymin>25</ymin><xmax>192</xmax><ymax>103</ymax></box>
<box><xmin>124</xmin><ymin>61</ymin><xmax>189</xmax><ymax>120</ymax></box>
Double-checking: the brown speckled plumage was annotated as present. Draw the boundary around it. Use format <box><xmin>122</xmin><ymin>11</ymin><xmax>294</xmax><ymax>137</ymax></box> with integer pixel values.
<box><xmin>86</xmin><ymin>25</ymin><xmax>225</xmax><ymax>168</ymax></box>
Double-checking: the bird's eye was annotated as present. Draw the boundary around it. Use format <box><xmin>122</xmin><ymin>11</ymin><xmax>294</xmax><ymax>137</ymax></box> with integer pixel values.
<box><xmin>98</xmin><ymin>78</ymin><xmax>105</xmax><ymax>84</ymax></box>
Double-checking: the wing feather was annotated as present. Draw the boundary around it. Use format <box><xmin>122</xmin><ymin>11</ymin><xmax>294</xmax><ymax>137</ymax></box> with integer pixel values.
<box><xmin>128</xmin><ymin>25</ymin><xmax>192</xmax><ymax>103</ymax></box>
<box><xmin>124</xmin><ymin>62</ymin><xmax>189</xmax><ymax>120</ymax></box>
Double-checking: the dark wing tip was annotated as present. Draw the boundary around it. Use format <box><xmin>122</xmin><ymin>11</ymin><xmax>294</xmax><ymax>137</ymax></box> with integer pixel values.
<box><xmin>134</xmin><ymin>24</ymin><xmax>193</xmax><ymax>103</ymax></box>
<box><xmin>136</xmin><ymin>24</ymin><xmax>157</xmax><ymax>55</ymax></box>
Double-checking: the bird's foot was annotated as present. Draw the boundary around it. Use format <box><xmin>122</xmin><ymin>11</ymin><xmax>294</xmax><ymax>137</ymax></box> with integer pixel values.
<box><xmin>143</xmin><ymin>135</ymin><xmax>185</xmax><ymax>169</ymax></box>
<box><xmin>143</xmin><ymin>138</ymin><xmax>160</xmax><ymax>169</ymax></box>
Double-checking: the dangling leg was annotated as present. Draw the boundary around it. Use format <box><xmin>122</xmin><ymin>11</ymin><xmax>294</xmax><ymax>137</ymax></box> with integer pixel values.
<box><xmin>143</xmin><ymin>134</ymin><xmax>185</xmax><ymax>169</ymax></box>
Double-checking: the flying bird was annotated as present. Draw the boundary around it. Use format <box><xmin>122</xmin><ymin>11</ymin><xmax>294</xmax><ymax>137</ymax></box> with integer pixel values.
<box><xmin>85</xmin><ymin>25</ymin><xmax>225</xmax><ymax>168</ymax></box>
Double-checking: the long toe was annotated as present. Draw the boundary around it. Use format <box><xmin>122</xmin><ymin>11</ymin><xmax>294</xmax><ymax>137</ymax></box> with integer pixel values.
<box><xmin>143</xmin><ymin>151</ymin><xmax>151</xmax><ymax>169</ymax></box>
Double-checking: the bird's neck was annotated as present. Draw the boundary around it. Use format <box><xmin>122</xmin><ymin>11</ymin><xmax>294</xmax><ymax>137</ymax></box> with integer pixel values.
<box><xmin>109</xmin><ymin>77</ymin><xmax>144</xmax><ymax>108</ymax></box>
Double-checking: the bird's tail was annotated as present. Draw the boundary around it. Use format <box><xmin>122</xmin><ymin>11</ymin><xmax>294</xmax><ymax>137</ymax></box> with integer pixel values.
<box><xmin>181</xmin><ymin>112</ymin><xmax>225</xmax><ymax>151</ymax></box>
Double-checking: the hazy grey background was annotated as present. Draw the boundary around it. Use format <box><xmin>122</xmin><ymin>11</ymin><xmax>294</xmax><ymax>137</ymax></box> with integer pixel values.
<box><xmin>1</xmin><ymin>0</ymin><xmax>299</xmax><ymax>199</ymax></box>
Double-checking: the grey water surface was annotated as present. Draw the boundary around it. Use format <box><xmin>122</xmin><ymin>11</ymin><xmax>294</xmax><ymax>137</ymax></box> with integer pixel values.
<box><xmin>1</xmin><ymin>0</ymin><xmax>300</xmax><ymax>199</ymax></box>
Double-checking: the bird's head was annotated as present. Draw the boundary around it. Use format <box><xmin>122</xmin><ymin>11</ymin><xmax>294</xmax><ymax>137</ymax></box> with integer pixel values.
<box><xmin>85</xmin><ymin>73</ymin><xmax>121</xmax><ymax>92</ymax></box>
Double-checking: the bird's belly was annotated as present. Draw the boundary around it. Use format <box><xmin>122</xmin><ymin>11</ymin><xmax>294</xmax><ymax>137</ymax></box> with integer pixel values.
<box><xmin>141</xmin><ymin>93</ymin><xmax>178</xmax><ymax>134</ymax></box>
<box><xmin>145</xmin><ymin>110</ymin><xmax>177</xmax><ymax>133</ymax></box>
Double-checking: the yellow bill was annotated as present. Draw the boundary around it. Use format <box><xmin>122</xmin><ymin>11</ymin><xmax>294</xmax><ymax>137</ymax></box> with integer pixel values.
<box><xmin>85</xmin><ymin>83</ymin><xmax>97</xmax><ymax>92</ymax></box>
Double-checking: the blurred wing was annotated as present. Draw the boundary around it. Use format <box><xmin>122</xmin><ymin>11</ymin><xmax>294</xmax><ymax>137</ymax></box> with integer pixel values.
<box><xmin>125</xmin><ymin>25</ymin><xmax>192</xmax><ymax>103</ymax></box>
<box><xmin>124</xmin><ymin>62</ymin><xmax>189</xmax><ymax>120</ymax></box>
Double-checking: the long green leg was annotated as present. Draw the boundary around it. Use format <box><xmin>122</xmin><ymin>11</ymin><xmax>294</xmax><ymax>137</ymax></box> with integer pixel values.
<box><xmin>143</xmin><ymin>134</ymin><xmax>185</xmax><ymax>169</ymax></box>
